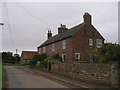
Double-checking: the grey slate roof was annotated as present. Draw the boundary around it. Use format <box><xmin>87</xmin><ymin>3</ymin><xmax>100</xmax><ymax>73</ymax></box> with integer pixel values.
<box><xmin>38</xmin><ymin>23</ymin><xmax>85</xmax><ymax>48</ymax></box>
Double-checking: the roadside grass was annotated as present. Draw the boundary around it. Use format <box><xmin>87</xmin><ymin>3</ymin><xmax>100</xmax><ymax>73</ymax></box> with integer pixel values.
<box><xmin>11</xmin><ymin>64</ymin><xmax>28</xmax><ymax>66</ymax></box>
<box><xmin>2</xmin><ymin>66</ymin><xmax>8</xmax><ymax>88</ymax></box>
<box><xmin>4</xmin><ymin>63</ymin><xmax>28</xmax><ymax>66</ymax></box>
<box><xmin>0</xmin><ymin>65</ymin><xmax>2</xmax><ymax>89</ymax></box>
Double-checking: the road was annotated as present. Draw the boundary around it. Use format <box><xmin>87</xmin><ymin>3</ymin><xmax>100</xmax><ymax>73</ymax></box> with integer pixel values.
<box><xmin>5</xmin><ymin>66</ymin><xmax>67</xmax><ymax>88</ymax></box>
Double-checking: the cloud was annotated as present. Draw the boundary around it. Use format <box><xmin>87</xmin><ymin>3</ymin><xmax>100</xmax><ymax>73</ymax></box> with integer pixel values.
<box><xmin>1</xmin><ymin>2</ymin><xmax>118</xmax><ymax>54</ymax></box>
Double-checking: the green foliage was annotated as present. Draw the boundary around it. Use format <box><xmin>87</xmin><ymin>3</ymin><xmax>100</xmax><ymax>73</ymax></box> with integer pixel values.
<box><xmin>98</xmin><ymin>43</ymin><xmax>120</xmax><ymax>62</ymax></box>
<box><xmin>13</xmin><ymin>54</ymin><xmax>20</xmax><ymax>64</ymax></box>
<box><xmin>2</xmin><ymin>66</ymin><xmax>8</xmax><ymax>88</ymax></box>
<box><xmin>2</xmin><ymin>52</ymin><xmax>20</xmax><ymax>64</ymax></box>
<box><xmin>52</xmin><ymin>53</ymin><xmax>62</xmax><ymax>61</ymax></box>
<box><xmin>2</xmin><ymin>52</ymin><xmax>13</xmax><ymax>63</ymax></box>
<box><xmin>89</xmin><ymin>43</ymin><xmax>120</xmax><ymax>63</ymax></box>
<box><xmin>30</xmin><ymin>54</ymin><xmax>48</xmax><ymax>66</ymax></box>
<box><xmin>44</xmin><ymin>57</ymin><xmax>60</xmax><ymax>62</ymax></box>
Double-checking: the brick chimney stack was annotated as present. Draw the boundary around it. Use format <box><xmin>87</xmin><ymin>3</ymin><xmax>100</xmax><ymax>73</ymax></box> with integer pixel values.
<box><xmin>83</xmin><ymin>12</ymin><xmax>92</xmax><ymax>25</ymax></box>
<box><xmin>47</xmin><ymin>30</ymin><xmax>52</xmax><ymax>39</ymax></box>
<box><xmin>58</xmin><ymin>24</ymin><xmax>68</xmax><ymax>34</ymax></box>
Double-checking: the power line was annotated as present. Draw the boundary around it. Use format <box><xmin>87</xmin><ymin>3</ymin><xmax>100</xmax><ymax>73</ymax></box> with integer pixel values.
<box><xmin>2</xmin><ymin>2</ymin><xmax>16</xmax><ymax>49</ymax></box>
<box><xmin>15</xmin><ymin>2</ymin><xmax>52</xmax><ymax>28</ymax></box>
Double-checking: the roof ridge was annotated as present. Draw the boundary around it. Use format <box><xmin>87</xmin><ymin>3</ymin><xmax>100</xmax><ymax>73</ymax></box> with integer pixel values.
<box><xmin>38</xmin><ymin>23</ymin><xmax>85</xmax><ymax>48</ymax></box>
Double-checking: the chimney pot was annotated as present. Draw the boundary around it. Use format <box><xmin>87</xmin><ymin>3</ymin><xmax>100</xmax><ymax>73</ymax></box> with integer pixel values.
<box><xmin>83</xmin><ymin>12</ymin><xmax>92</xmax><ymax>25</ymax></box>
<box><xmin>58</xmin><ymin>24</ymin><xmax>68</xmax><ymax>34</ymax></box>
<box><xmin>47</xmin><ymin>30</ymin><xmax>52</xmax><ymax>39</ymax></box>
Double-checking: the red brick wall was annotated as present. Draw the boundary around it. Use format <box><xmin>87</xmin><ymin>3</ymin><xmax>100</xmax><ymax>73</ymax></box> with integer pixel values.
<box><xmin>72</xmin><ymin>24</ymin><xmax>104</xmax><ymax>61</ymax></box>
<box><xmin>39</xmin><ymin>38</ymin><xmax>73</xmax><ymax>62</ymax></box>
<box><xmin>38</xmin><ymin>24</ymin><xmax>104</xmax><ymax>62</ymax></box>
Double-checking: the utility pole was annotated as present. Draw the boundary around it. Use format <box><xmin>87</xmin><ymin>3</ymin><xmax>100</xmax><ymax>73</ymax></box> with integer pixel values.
<box><xmin>16</xmin><ymin>49</ymin><xmax>18</xmax><ymax>54</ymax></box>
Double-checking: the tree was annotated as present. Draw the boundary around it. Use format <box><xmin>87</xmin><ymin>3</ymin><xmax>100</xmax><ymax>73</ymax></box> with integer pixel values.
<box><xmin>2</xmin><ymin>52</ymin><xmax>20</xmax><ymax>64</ymax></box>
<box><xmin>98</xmin><ymin>43</ymin><xmax>120</xmax><ymax>62</ymax></box>
<box><xmin>2</xmin><ymin>52</ymin><xmax>13</xmax><ymax>64</ymax></box>
<box><xmin>30</xmin><ymin>54</ymin><xmax>48</xmax><ymax>66</ymax></box>
<box><xmin>89</xmin><ymin>43</ymin><xmax>120</xmax><ymax>63</ymax></box>
<box><xmin>13</xmin><ymin>54</ymin><xmax>20</xmax><ymax>64</ymax></box>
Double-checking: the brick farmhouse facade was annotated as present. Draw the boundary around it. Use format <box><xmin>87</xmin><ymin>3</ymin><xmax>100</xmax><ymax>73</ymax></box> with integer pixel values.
<box><xmin>37</xmin><ymin>13</ymin><xmax>105</xmax><ymax>62</ymax></box>
<box><xmin>20</xmin><ymin>51</ymin><xmax>38</xmax><ymax>64</ymax></box>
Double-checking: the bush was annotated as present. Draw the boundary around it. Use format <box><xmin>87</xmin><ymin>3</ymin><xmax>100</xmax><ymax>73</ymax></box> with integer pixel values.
<box><xmin>52</xmin><ymin>53</ymin><xmax>62</xmax><ymax>62</ymax></box>
<box><xmin>30</xmin><ymin>54</ymin><xmax>48</xmax><ymax>66</ymax></box>
<box><xmin>44</xmin><ymin>57</ymin><xmax>60</xmax><ymax>62</ymax></box>
<box><xmin>98</xmin><ymin>43</ymin><xmax>120</xmax><ymax>63</ymax></box>
<box><xmin>88</xmin><ymin>43</ymin><xmax>120</xmax><ymax>63</ymax></box>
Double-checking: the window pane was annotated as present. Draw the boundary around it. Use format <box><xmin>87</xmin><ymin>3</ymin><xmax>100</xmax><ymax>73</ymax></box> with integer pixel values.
<box><xmin>89</xmin><ymin>39</ymin><xmax>93</xmax><ymax>46</ymax></box>
<box><xmin>62</xmin><ymin>40</ymin><xmax>66</xmax><ymax>49</ymax></box>
<box><xmin>52</xmin><ymin>44</ymin><xmax>55</xmax><ymax>51</ymax></box>
<box><xmin>75</xmin><ymin>53</ymin><xmax>80</xmax><ymax>61</ymax></box>
<box><xmin>97</xmin><ymin>39</ymin><xmax>102</xmax><ymax>48</ymax></box>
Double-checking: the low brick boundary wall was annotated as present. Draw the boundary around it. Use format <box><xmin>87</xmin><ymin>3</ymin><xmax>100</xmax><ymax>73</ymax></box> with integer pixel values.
<box><xmin>51</xmin><ymin>62</ymin><xmax>120</xmax><ymax>88</ymax></box>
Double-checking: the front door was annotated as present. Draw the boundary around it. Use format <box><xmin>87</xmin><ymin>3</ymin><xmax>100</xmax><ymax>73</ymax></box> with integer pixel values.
<box><xmin>62</xmin><ymin>54</ymin><xmax>66</xmax><ymax>62</ymax></box>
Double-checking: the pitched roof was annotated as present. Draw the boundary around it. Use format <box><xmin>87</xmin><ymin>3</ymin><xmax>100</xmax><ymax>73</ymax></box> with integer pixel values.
<box><xmin>38</xmin><ymin>23</ymin><xmax>85</xmax><ymax>48</ymax></box>
<box><xmin>21</xmin><ymin>51</ymin><xmax>38</xmax><ymax>60</ymax></box>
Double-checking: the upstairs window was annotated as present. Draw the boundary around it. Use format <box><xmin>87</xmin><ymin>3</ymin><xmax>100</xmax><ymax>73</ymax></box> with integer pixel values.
<box><xmin>52</xmin><ymin>44</ymin><xmax>55</xmax><ymax>51</ymax></box>
<box><xmin>97</xmin><ymin>39</ymin><xmax>102</xmax><ymax>48</ymax></box>
<box><xmin>43</xmin><ymin>47</ymin><xmax>46</xmax><ymax>53</ymax></box>
<box><xmin>62</xmin><ymin>40</ymin><xmax>66</xmax><ymax>49</ymax></box>
<box><xmin>89</xmin><ymin>39</ymin><xmax>93</xmax><ymax>46</ymax></box>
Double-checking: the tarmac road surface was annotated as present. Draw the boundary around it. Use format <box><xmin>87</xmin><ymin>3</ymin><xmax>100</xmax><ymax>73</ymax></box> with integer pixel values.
<box><xmin>5</xmin><ymin>66</ymin><xmax>67</xmax><ymax>88</ymax></box>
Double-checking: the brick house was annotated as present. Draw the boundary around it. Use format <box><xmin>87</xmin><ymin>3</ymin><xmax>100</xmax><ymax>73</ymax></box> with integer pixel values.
<box><xmin>37</xmin><ymin>13</ymin><xmax>105</xmax><ymax>62</ymax></box>
<box><xmin>20</xmin><ymin>51</ymin><xmax>38</xmax><ymax>64</ymax></box>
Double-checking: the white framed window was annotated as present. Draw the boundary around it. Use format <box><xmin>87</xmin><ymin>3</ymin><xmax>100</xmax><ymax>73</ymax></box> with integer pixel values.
<box><xmin>62</xmin><ymin>54</ymin><xmax>66</xmax><ymax>62</ymax></box>
<box><xmin>38</xmin><ymin>48</ymin><xmax>41</xmax><ymax>54</ymax></box>
<box><xmin>43</xmin><ymin>47</ymin><xmax>46</xmax><ymax>53</ymax></box>
<box><xmin>75</xmin><ymin>53</ymin><xmax>80</xmax><ymax>61</ymax></box>
<box><xmin>52</xmin><ymin>44</ymin><xmax>55</xmax><ymax>51</ymax></box>
<box><xmin>97</xmin><ymin>39</ymin><xmax>102</xmax><ymax>48</ymax></box>
<box><xmin>89</xmin><ymin>39</ymin><xmax>93</xmax><ymax>46</ymax></box>
<box><xmin>62</xmin><ymin>40</ymin><xmax>66</xmax><ymax>49</ymax></box>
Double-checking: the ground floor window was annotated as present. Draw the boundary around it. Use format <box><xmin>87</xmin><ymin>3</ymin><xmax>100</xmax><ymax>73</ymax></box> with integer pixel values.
<box><xmin>62</xmin><ymin>54</ymin><xmax>66</xmax><ymax>62</ymax></box>
<box><xmin>75</xmin><ymin>53</ymin><xmax>80</xmax><ymax>62</ymax></box>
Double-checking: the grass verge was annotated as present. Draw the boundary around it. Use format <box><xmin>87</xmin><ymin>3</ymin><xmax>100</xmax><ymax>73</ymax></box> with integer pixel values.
<box><xmin>11</xmin><ymin>64</ymin><xmax>28</xmax><ymax>66</ymax></box>
<box><xmin>0</xmin><ymin>65</ymin><xmax>2</xmax><ymax>89</ymax></box>
<box><xmin>3</xmin><ymin>63</ymin><xmax>28</xmax><ymax>66</ymax></box>
<box><xmin>2</xmin><ymin>66</ymin><xmax>8</xmax><ymax>88</ymax></box>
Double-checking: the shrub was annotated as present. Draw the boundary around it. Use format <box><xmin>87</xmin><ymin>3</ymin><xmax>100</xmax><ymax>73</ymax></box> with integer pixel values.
<box><xmin>98</xmin><ymin>43</ymin><xmax>120</xmax><ymax>63</ymax></box>
<box><xmin>30</xmin><ymin>54</ymin><xmax>48</xmax><ymax>66</ymax></box>
<box><xmin>44</xmin><ymin>57</ymin><xmax>60</xmax><ymax>62</ymax></box>
<box><xmin>52</xmin><ymin>53</ymin><xmax>62</xmax><ymax>62</ymax></box>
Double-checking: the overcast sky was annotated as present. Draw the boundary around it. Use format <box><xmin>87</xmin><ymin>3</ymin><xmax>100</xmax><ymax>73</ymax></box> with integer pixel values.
<box><xmin>0</xmin><ymin>1</ymin><xmax>118</xmax><ymax>55</ymax></box>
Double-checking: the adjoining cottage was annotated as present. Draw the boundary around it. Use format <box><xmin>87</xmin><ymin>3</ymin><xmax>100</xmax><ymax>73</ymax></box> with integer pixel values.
<box><xmin>37</xmin><ymin>13</ymin><xmax>105</xmax><ymax>62</ymax></box>
<box><xmin>20</xmin><ymin>51</ymin><xmax>38</xmax><ymax>64</ymax></box>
